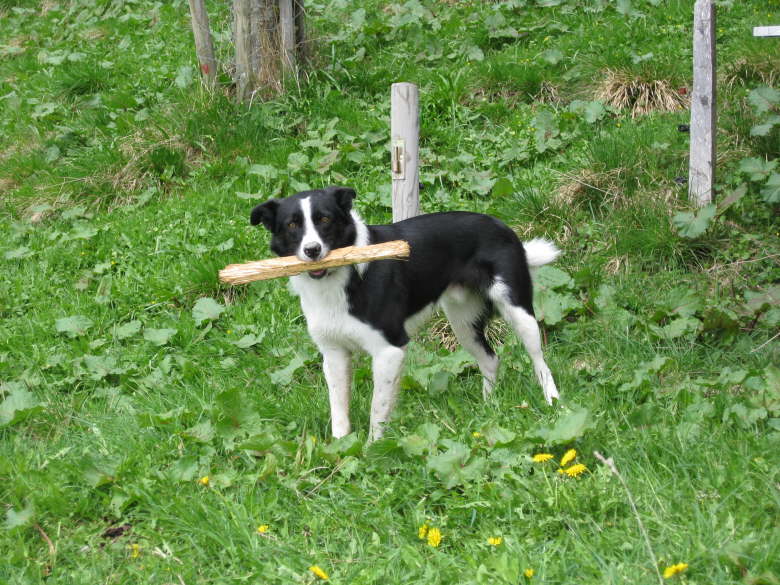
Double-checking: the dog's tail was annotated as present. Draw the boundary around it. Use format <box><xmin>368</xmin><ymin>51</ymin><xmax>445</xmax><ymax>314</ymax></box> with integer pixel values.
<box><xmin>523</xmin><ymin>238</ymin><xmax>561</xmax><ymax>268</ymax></box>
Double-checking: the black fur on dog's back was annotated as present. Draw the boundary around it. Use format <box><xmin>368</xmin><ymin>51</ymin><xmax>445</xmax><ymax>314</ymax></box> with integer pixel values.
<box><xmin>345</xmin><ymin>212</ymin><xmax>533</xmax><ymax>347</ymax></box>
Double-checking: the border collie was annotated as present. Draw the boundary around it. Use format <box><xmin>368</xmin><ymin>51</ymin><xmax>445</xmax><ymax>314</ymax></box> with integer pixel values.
<box><xmin>251</xmin><ymin>186</ymin><xmax>560</xmax><ymax>441</ymax></box>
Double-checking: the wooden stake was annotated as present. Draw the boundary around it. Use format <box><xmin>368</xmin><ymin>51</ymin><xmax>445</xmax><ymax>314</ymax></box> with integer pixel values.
<box><xmin>187</xmin><ymin>0</ymin><xmax>218</xmax><ymax>86</ymax></box>
<box><xmin>293</xmin><ymin>0</ymin><xmax>307</xmax><ymax>64</ymax></box>
<box><xmin>279</xmin><ymin>0</ymin><xmax>296</xmax><ymax>72</ymax></box>
<box><xmin>219</xmin><ymin>240</ymin><xmax>411</xmax><ymax>284</ymax></box>
<box><xmin>391</xmin><ymin>83</ymin><xmax>420</xmax><ymax>222</ymax></box>
<box><xmin>233</xmin><ymin>0</ymin><xmax>253</xmax><ymax>102</ymax></box>
<box><xmin>689</xmin><ymin>0</ymin><xmax>716</xmax><ymax>207</ymax></box>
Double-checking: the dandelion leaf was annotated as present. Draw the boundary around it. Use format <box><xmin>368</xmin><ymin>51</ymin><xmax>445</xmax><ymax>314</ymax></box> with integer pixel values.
<box><xmin>528</xmin><ymin>405</ymin><xmax>593</xmax><ymax>445</ymax></box>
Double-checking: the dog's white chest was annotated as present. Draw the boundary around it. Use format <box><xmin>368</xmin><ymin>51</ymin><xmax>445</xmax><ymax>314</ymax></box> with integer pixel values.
<box><xmin>290</xmin><ymin>269</ymin><xmax>389</xmax><ymax>355</ymax></box>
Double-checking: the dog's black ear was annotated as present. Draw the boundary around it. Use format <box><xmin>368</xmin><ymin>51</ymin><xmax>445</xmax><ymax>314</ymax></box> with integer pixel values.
<box><xmin>325</xmin><ymin>186</ymin><xmax>356</xmax><ymax>212</ymax></box>
<box><xmin>250</xmin><ymin>199</ymin><xmax>279</xmax><ymax>231</ymax></box>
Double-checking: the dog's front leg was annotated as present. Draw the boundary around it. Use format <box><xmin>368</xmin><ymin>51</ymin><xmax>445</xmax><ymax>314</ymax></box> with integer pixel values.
<box><xmin>321</xmin><ymin>346</ymin><xmax>352</xmax><ymax>438</ymax></box>
<box><xmin>368</xmin><ymin>345</ymin><xmax>406</xmax><ymax>442</ymax></box>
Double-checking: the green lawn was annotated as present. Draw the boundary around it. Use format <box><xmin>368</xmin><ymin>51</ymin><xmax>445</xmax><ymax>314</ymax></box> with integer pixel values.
<box><xmin>1</xmin><ymin>0</ymin><xmax>779</xmax><ymax>583</ymax></box>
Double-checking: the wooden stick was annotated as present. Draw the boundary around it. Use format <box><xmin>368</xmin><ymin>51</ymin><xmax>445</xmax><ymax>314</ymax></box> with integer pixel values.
<box><xmin>219</xmin><ymin>240</ymin><xmax>410</xmax><ymax>284</ymax></box>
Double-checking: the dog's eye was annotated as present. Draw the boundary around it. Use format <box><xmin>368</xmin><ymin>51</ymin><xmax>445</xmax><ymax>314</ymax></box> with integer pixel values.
<box><xmin>318</xmin><ymin>216</ymin><xmax>331</xmax><ymax>225</ymax></box>
<box><xmin>287</xmin><ymin>221</ymin><xmax>298</xmax><ymax>229</ymax></box>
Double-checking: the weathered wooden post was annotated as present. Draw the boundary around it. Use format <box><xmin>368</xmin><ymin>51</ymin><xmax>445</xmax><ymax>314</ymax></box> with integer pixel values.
<box><xmin>391</xmin><ymin>82</ymin><xmax>420</xmax><ymax>222</ymax></box>
<box><xmin>187</xmin><ymin>0</ymin><xmax>218</xmax><ymax>86</ymax></box>
<box><xmin>689</xmin><ymin>0</ymin><xmax>717</xmax><ymax>207</ymax></box>
<box><xmin>234</xmin><ymin>0</ymin><xmax>254</xmax><ymax>102</ymax></box>
<box><xmin>279</xmin><ymin>0</ymin><xmax>296</xmax><ymax>72</ymax></box>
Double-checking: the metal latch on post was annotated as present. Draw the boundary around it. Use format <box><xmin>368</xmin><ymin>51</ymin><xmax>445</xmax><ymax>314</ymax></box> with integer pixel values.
<box><xmin>391</xmin><ymin>139</ymin><xmax>405</xmax><ymax>179</ymax></box>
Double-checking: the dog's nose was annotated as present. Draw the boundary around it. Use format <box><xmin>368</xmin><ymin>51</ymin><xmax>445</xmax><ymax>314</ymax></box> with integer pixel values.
<box><xmin>303</xmin><ymin>243</ymin><xmax>321</xmax><ymax>260</ymax></box>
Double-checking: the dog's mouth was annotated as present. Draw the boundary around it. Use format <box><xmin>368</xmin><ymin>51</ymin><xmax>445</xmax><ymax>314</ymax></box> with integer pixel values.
<box><xmin>308</xmin><ymin>269</ymin><xmax>328</xmax><ymax>279</ymax></box>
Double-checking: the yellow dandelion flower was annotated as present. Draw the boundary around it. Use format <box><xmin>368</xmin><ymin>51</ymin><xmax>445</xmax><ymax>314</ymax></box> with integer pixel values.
<box><xmin>487</xmin><ymin>536</ymin><xmax>503</xmax><ymax>546</ymax></box>
<box><xmin>472</xmin><ymin>431</ymin><xmax>482</xmax><ymax>438</ymax></box>
<box><xmin>309</xmin><ymin>565</ymin><xmax>329</xmax><ymax>580</ymax></box>
<box><xmin>198</xmin><ymin>475</ymin><xmax>210</xmax><ymax>486</ymax></box>
<box><xmin>560</xmin><ymin>449</ymin><xmax>577</xmax><ymax>467</ymax></box>
<box><xmin>663</xmin><ymin>562</ymin><xmax>689</xmax><ymax>579</ymax></box>
<box><xmin>524</xmin><ymin>568</ymin><xmax>535</xmax><ymax>578</ymax></box>
<box><xmin>564</xmin><ymin>463</ymin><xmax>587</xmax><ymax>477</ymax></box>
<box><xmin>129</xmin><ymin>543</ymin><xmax>141</xmax><ymax>559</ymax></box>
<box><xmin>257</xmin><ymin>524</ymin><xmax>269</xmax><ymax>534</ymax></box>
<box><xmin>418</xmin><ymin>524</ymin><xmax>429</xmax><ymax>539</ymax></box>
<box><xmin>532</xmin><ymin>453</ymin><xmax>554</xmax><ymax>463</ymax></box>
<box><xmin>427</xmin><ymin>527</ymin><xmax>442</xmax><ymax>547</ymax></box>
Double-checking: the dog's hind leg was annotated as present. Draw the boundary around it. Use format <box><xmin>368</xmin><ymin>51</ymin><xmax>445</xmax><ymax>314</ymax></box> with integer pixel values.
<box><xmin>440</xmin><ymin>287</ymin><xmax>499</xmax><ymax>399</ymax></box>
<box><xmin>322</xmin><ymin>346</ymin><xmax>353</xmax><ymax>438</ymax></box>
<box><xmin>368</xmin><ymin>345</ymin><xmax>406</xmax><ymax>442</ymax></box>
<box><xmin>488</xmin><ymin>280</ymin><xmax>559</xmax><ymax>405</ymax></box>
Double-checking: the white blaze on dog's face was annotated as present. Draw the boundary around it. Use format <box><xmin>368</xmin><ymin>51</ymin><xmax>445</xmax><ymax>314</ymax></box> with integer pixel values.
<box><xmin>250</xmin><ymin>186</ymin><xmax>358</xmax><ymax>279</ymax></box>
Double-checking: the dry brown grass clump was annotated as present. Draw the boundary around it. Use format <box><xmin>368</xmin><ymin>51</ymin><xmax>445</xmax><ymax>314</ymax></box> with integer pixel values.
<box><xmin>428</xmin><ymin>314</ymin><xmax>509</xmax><ymax>352</ymax></box>
<box><xmin>722</xmin><ymin>55</ymin><xmax>780</xmax><ymax>90</ymax></box>
<box><xmin>554</xmin><ymin>168</ymin><xmax>625</xmax><ymax>208</ymax></box>
<box><xmin>596</xmin><ymin>69</ymin><xmax>689</xmax><ymax>118</ymax></box>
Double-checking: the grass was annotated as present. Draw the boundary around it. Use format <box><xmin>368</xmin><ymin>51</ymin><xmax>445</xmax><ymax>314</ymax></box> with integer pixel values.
<box><xmin>1</xmin><ymin>0</ymin><xmax>780</xmax><ymax>584</ymax></box>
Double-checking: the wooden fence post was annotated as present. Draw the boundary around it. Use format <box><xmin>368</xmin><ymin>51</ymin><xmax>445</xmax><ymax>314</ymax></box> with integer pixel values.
<box><xmin>689</xmin><ymin>0</ymin><xmax>717</xmax><ymax>207</ymax></box>
<box><xmin>391</xmin><ymin>82</ymin><xmax>420</xmax><ymax>222</ymax></box>
<box><xmin>293</xmin><ymin>0</ymin><xmax>307</xmax><ymax>64</ymax></box>
<box><xmin>279</xmin><ymin>0</ymin><xmax>296</xmax><ymax>72</ymax></box>
<box><xmin>187</xmin><ymin>0</ymin><xmax>217</xmax><ymax>86</ymax></box>
<box><xmin>233</xmin><ymin>0</ymin><xmax>254</xmax><ymax>102</ymax></box>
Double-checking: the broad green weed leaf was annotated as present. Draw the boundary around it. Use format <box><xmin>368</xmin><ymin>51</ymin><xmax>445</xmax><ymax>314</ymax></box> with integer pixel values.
<box><xmin>287</xmin><ymin>151</ymin><xmax>309</xmax><ymax>171</ymax></box>
<box><xmin>216</xmin><ymin>238</ymin><xmax>234</xmax><ymax>252</ymax></box>
<box><xmin>174</xmin><ymin>65</ymin><xmax>194</xmax><ymax>88</ymax></box>
<box><xmin>192</xmin><ymin>297</ymin><xmax>225</xmax><ymax>326</ymax></box>
<box><xmin>529</xmin><ymin>405</ymin><xmax>593</xmax><ymax>445</ymax></box>
<box><xmin>55</xmin><ymin>315</ymin><xmax>93</xmax><ymax>338</ymax></box>
<box><xmin>536</xmin><ymin>290</ymin><xmax>580</xmax><ymax>325</ymax></box>
<box><xmin>748</xmin><ymin>86</ymin><xmax>780</xmax><ymax>115</ymax></box>
<box><xmin>233</xmin><ymin>333</ymin><xmax>265</xmax><ymax>348</ymax></box>
<box><xmin>143</xmin><ymin>328</ymin><xmax>177</xmax><ymax>346</ymax></box>
<box><xmin>269</xmin><ymin>354</ymin><xmax>306</xmax><ymax>386</ymax></box>
<box><xmin>649</xmin><ymin>317</ymin><xmax>701</xmax><ymax>339</ymax></box>
<box><xmin>183</xmin><ymin>420</ymin><xmax>215</xmax><ymax>443</ymax></box>
<box><xmin>534</xmin><ymin>265</ymin><xmax>574</xmax><ymax>290</ymax></box>
<box><xmin>5</xmin><ymin>504</ymin><xmax>34</xmax><ymax>530</ymax></box>
<box><xmin>491</xmin><ymin>177</ymin><xmax>514</xmax><ymax>198</ymax></box>
<box><xmin>540</xmin><ymin>48</ymin><xmax>564</xmax><ymax>65</ymax></box>
<box><xmin>427</xmin><ymin>440</ymin><xmax>487</xmax><ymax>488</ymax></box>
<box><xmin>322</xmin><ymin>433</ymin><xmax>363</xmax><ymax>459</ymax></box>
<box><xmin>583</xmin><ymin>101</ymin><xmax>607</xmax><ymax>123</ymax></box>
<box><xmin>761</xmin><ymin>173</ymin><xmax>780</xmax><ymax>203</ymax></box>
<box><xmin>0</xmin><ymin>386</ymin><xmax>42</xmax><ymax>427</ymax></box>
<box><xmin>114</xmin><ymin>320</ymin><xmax>142</xmax><ymax>340</ymax></box>
<box><xmin>483</xmin><ymin>426</ymin><xmax>516</xmax><ymax>447</ymax></box>
<box><xmin>248</xmin><ymin>164</ymin><xmax>279</xmax><ymax>180</ymax></box>
<box><xmin>739</xmin><ymin>158</ymin><xmax>777</xmax><ymax>182</ymax></box>
<box><xmin>620</xmin><ymin>356</ymin><xmax>671</xmax><ymax>392</ymax></box>
<box><xmin>168</xmin><ymin>455</ymin><xmax>199</xmax><ymax>483</ymax></box>
<box><xmin>672</xmin><ymin>204</ymin><xmax>716</xmax><ymax>238</ymax></box>
<box><xmin>83</xmin><ymin>456</ymin><xmax>119</xmax><ymax>488</ymax></box>
<box><xmin>237</xmin><ymin>431</ymin><xmax>278</xmax><ymax>452</ymax></box>
<box><xmin>136</xmin><ymin>406</ymin><xmax>185</xmax><ymax>428</ymax></box>
<box><xmin>4</xmin><ymin>246</ymin><xmax>33</xmax><ymax>260</ymax></box>
<box><xmin>82</xmin><ymin>354</ymin><xmax>124</xmax><ymax>380</ymax></box>
<box><xmin>750</xmin><ymin>115</ymin><xmax>780</xmax><ymax>137</ymax></box>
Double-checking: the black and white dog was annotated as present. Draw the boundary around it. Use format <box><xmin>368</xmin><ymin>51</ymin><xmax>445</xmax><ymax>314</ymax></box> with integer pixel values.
<box><xmin>251</xmin><ymin>186</ymin><xmax>560</xmax><ymax>440</ymax></box>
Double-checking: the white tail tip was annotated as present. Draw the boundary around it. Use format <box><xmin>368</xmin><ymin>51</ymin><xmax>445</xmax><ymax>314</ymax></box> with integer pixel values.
<box><xmin>523</xmin><ymin>238</ymin><xmax>561</xmax><ymax>267</ymax></box>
